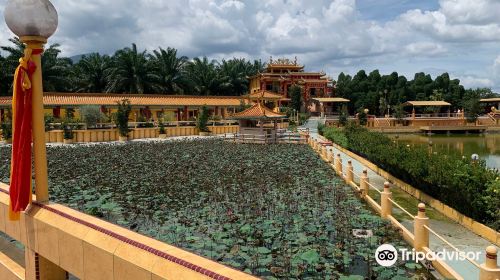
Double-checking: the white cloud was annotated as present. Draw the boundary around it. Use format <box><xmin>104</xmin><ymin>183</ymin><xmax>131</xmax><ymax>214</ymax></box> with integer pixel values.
<box><xmin>0</xmin><ymin>0</ymin><xmax>498</xmax><ymax>90</ymax></box>
<box><xmin>459</xmin><ymin>75</ymin><xmax>494</xmax><ymax>88</ymax></box>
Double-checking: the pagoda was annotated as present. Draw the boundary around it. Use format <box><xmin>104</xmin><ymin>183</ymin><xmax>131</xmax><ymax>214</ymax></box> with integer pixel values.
<box><xmin>247</xmin><ymin>57</ymin><xmax>333</xmax><ymax>114</ymax></box>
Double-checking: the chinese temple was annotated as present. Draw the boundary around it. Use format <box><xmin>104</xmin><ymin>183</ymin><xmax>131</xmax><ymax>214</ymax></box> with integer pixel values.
<box><xmin>247</xmin><ymin>57</ymin><xmax>335</xmax><ymax>115</ymax></box>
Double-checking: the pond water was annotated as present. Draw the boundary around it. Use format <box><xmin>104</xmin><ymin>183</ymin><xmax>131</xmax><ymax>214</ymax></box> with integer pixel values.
<box><xmin>391</xmin><ymin>133</ymin><xmax>500</xmax><ymax>169</ymax></box>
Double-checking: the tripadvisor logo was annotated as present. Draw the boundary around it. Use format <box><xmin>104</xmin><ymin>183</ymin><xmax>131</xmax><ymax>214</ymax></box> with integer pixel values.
<box><xmin>375</xmin><ymin>243</ymin><xmax>482</xmax><ymax>267</ymax></box>
<box><xmin>375</xmin><ymin>244</ymin><xmax>398</xmax><ymax>267</ymax></box>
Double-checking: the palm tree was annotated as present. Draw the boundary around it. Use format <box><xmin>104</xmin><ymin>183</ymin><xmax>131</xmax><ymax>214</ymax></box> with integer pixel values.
<box><xmin>1</xmin><ymin>37</ymin><xmax>72</xmax><ymax>93</ymax></box>
<box><xmin>217</xmin><ymin>58</ymin><xmax>249</xmax><ymax>96</ymax></box>
<box><xmin>41</xmin><ymin>43</ymin><xmax>73</xmax><ymax>92</ymax></box>
<box><xmin>106</xmin><ymin>43</ymin><xmax>158</xmax><ymax>94</ymax></box>
<box><xmin>150</xmin><ymin>47</ymin><xmax>189</xmax><ymax>94</ymax></box>
<box><xmin>0</xmin><ymin>55</ymin><xmax>12</xmax><ymax>96</ymax></box>
<box><xmin>185</xmin><ymin>57</ymin><xmax>220</xmax><ymax>95</ymax></box>
<box><xmin>73</xmin><ymin>53</ymin><xmax>111</xmax><ymax>93</ymax></box>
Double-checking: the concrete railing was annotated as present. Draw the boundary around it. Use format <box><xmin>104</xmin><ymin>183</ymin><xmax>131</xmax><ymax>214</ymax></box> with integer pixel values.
<box><xmin>0</xmin><ymin>183</ymin><xmax>257</xmax><ymax>280</ymax></box>
<box><xmin>309</xmin><ymin>137</ymin><xmax>500</xmax><ymax>280</ymax></box>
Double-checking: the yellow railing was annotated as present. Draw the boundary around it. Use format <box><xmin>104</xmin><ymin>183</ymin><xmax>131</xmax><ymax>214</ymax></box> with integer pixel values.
<box><xmin>309</xmin><ymin>136</ymin><xmax>500</xmax><ymax>280</ymax></box>
<box><xmin>0</xmin><ymin>183</ymin><xmax>257</xmax><ymax>280</ymax></box>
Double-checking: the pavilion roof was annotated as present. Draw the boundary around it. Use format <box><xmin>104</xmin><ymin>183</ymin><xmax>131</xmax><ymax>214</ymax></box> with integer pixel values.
<box><xmin>243</xmin><ymin>91</ymin><xmax>283</xmax><ymax>100</ymax></box>
<box><xmin>480</xmin><ymin>98</ymin><xmax>500</xmax><ymax>102</ymax></box>
<box><xmin>403</xmin><ymin>101</ymin><xmax>451</xmax><ymax>107</ymax></box>
<box><xmin>230</xmin><ymin>103</ymin><xmax>286</xmax><ymax>120</ymax></box>
<box><xmin>0</xmin><ymin>92</ymin><xmax>242</xmax><ymax>107</ymax></box>
<box><xmin>312</xmin><ymin>97</ymin><xmax>350</xmax><ymax>103</ymax></box>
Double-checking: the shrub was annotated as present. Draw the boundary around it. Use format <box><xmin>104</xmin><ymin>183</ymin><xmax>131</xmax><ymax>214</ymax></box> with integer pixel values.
<box><xmin>80</xmin><ymin>105</ymin><xmax>105</xmax><ymax>128</ymax></box>
<box><xmin>1</xmin><ymin>120</ymin><xmax>12</xmax><ymax>140</ymax></box>
<box><xmin>339</xmin><ymin>105</ymin><xmax>348</xmax><ymax>126</ymax></box>
<box><xmin>356</xmin><ymin>108</ymin><xmax>367</xmax><ymax>125</ymax></box>
<box><xmin>115</xmin><ymin>99</ymin><xmax>132</xmax><ymax>137</ymax></box>
<box><xmin>290</xmin><ymin>85</ymin><xmax>302</xmax><ymax>112</ymax></box>
<box><xmin>197</xmin><ymin>106</ymin><xmax>209</xmax><ymax>132</ymax></box>
<box><xmin>323</xmin><ymin>124</ymin><xmax>500</xmax><ymax>229</ymax></box>
<box><xmin>62</xmin><ymin>122</ymin><xmax>74</xmax><ymax>140</ymax></box>
<box><xmin>158</xmin><ymin>120</ymin><xmax>166</xmax><ymax>134</ymax></box>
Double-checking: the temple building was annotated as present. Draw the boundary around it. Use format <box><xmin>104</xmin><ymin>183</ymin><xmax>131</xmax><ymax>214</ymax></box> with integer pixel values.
<box><xmin>247</xmin><ymin>57</ymin><xmax>335</xmax><ymax>115</ymax></box>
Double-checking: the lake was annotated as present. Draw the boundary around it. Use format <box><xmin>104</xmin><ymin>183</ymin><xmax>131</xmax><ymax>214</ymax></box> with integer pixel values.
<box><xmin>391</xmin><ymin>133</ymin><xmax>500</xmax><ymax>169</ymax></box>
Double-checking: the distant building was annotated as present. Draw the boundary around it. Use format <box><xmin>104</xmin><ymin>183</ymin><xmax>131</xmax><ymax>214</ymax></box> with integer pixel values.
<box><xmin>248</xmin><ymin>57</ymin><xmax>335</xmax><ymax>115</ymax></box>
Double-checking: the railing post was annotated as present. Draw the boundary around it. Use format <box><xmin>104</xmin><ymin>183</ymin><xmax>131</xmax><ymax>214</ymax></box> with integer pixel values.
<box><xmin>328</xmin><ymin>148</ymin><xmax>334</xmax><ymax>163</ymax></box>
<box><xmin>335</xmin><ymin>154</ymin><xmax>343</xmax><ymax>176</ymax></box>
<box><xmin>381</xmin><ymin>182</ymin><xmax>392</xmax><ymax>218</ymax></box>
<box><xmin>479</xmin><ymin>246</ymin><xmax>500</xmax><ymax>280</ymax></box>
<box><xmin>360</xmin><ymin>169</ymin><xmax>369</xmax><ymax>197</ymax></box>
<box><xmin>346</xmin><ymin>160</ymin><xmax>354</xmax><ymax>183</ymax></box>
<box><xmin>414</xmin><ymin>203</ymin><xmax>429</xmax><ymax>252</ymax></box>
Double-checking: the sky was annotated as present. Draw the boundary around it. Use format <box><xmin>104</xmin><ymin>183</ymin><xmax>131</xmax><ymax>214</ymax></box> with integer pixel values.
<box><xmin>1</xmin><ymin>0</ymin><xmax>499</xmax><ymax>91</ymax></box>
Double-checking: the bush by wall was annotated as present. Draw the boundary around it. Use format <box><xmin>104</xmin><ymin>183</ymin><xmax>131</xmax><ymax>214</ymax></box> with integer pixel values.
<box><xmin>323</xmin><ymin>124</ymin><xmax>500</xmax><ymax>230</ymax></box>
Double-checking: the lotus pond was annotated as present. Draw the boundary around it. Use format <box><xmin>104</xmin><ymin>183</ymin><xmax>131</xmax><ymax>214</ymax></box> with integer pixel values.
<box><xmin>0</xmin><ymin>140</ymin><xmax>426</xmax><ymax>279</ymax></box>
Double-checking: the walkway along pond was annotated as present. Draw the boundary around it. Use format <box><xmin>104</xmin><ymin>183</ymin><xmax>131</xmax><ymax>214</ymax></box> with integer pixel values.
<box><xmin>306</xmin><ymin>118</ymin><xmax>500</xmax><ymax>280</ymax></box>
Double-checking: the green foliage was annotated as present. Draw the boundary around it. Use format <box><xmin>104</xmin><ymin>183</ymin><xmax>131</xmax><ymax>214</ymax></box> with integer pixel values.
<box><xmin>323</xmin><ymin>127</ymin><xmax>349</xmax><ymax>147</ymax></box>
<box><xmin>197</xmin><ymin>106</ymin><xmax>210</xmax><ymax>132</ymax></box>
<box><xmin>80</xmin><ymin>105</ymin><xmax>105</xmax><ymax>128</ymax></box>
<box><xmin>65</xmin><ymin>108</ymin><xmax>75</xmax><ymax>120</ymax></box>
<box><xmin>393</xmin><ymin>104</ymin><xmax>405</xmax><ymax>123</ymax></box>
<box><xmin>158</xmin><ymin>120</ymin><xmax>166</xmax><ymax>134</ymax></box>
<box><xmin>323</xmin><ymin>125</ymin><xmax>500</xmax><ymax>229</ymax></box>
<box><xmin>0</xmin><ymin>140</ymin><xmax>424</xmax><ymax>279</ymax></box>
<box><xmin>62</xmin><ymin>122</ymin><xmax>74</xmax><ymax>140</ymax></box>
<box><xmin>115</xmin><ymin>99</ymin><xmax>132</xmax><ymax>137</ymax></box>
<box><xmin>339</xmin><ymin>105</ymin><xmax>348</xmax><ymax>126</ymax></box>
<box><xmin>356</xmin><ymin>108</ymin><xmax>368</xmax><ymax>125</ymax></box>
<box><xmin>289</xmin><ymin>85</ymin><xmax>302</xmax><ymax>112</ymax></box>
<box><xmin>462</xmin><ymin>89</ymin><xmax>482</xmax><ymax>123</ymax></box>
<box><xmin>0</xmin><ymin>119</ymin><xmax>12</xmax><ymax>140</ymax></box>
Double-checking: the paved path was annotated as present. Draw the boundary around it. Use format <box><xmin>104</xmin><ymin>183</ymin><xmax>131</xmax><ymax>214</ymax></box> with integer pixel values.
<box><xmin>303</xmin><ymin>117</ymin><xmax>498</xmax><ymax>279</ymax></box>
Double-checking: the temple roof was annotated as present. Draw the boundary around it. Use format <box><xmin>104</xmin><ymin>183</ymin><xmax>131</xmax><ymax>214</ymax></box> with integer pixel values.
<box><xmin>243</xmin><ymin>90</ymin><xmax>283</xmax><ymax>100</ymax></box>
<box><xmin>230</xmin><ymin>103</ymin><xmax>286</xmax><ymax>120</ymax></box>
<box><xmin>403</xmin><ymin>101</ymin><xmax>451</xmax><ymax>107</ymax></box>
<box><xmin>0</xmin><ymin>92</ymin><xmax>242</xmax><ymax>107</ymax></box>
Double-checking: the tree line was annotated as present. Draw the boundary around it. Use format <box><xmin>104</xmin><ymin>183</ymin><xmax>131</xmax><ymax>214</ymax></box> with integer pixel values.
<box><xmin>0</xmin><ymin>37</ymin><xmax>264</xmax><ymax>96</ymax></box>
<box><xmin>334</xmin><ymin>70</ymin><xmax>498</xmax><ymax>116</ymax></box>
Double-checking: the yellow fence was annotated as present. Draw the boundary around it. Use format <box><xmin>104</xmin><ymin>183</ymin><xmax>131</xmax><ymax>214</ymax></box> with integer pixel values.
<box><xmin>44</xmin><ymin>126</ymin><xmax>241</xmax><ymax>143</ymax></box>
<box><xmin>0</xmin><ymin>183</ymin><xmax>257</xmax><ymax>280</ymax></box>
<box><xmin>309</xmin><ymin>136</ymin><xmax>500</xmax><ymax>280</ymax></box>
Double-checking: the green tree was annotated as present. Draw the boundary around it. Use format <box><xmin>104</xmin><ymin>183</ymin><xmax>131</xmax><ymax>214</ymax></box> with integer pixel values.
<box><xmin>107</xmin><ymin>43</ymin><xmax>158</xmax><ymax>94</ymax></box>
<box><xmin>185</xmin><ymin>57</ymin><xmax>220</xmax><ymax>95</ymax></box>
<box><xmin>289</xmin><ymin>85</ymin><xmax>302</xmax><ymax>112</ymax></box>
<box><xmin>115</xmin><ymin>99</ymin><xmax>132</xmax><ymax>137</ymax></box>
<box><xmin>73</xmin><ymin>53</ymin><xmax>111</xmax><ymax>93</ymax></box>
<box><xmin>197</xmin><ymin>106</ymin><xmax>209</xmax><ymax>132</ymax></box>
<box><xmin>151</xmin><ymin>47</ymin><xmax>189</xmax><ymax>94</ymax></box>
<box><xmin>462</xmin><ymin>89</ymin><xmax>482</xmax><ymax>123</ymax></box>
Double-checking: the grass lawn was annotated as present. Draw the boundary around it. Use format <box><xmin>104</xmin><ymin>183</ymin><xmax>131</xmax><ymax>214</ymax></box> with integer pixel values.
<box><xmin>0</xmin><ymin>140</ymin><xmax>426</xmax><ymax>279</ymax></box>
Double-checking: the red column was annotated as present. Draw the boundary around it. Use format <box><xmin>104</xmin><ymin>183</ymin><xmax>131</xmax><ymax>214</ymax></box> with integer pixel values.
<box><xmin>177</xmin><ymin>109</ymin><xmax>181</xmax><ymax>121</ymax></box>
<box><xmin>184</xmin><ymin>106</ymin><xmax>188</xmax><ymax>121</ymax></box>
<box><xmin>53</xmin><ymin>106</ymin><xmax>61</xmax><ymax>119</ymax></box>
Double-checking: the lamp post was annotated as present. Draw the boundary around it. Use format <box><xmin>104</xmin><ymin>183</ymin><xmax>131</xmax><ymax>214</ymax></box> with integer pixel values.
<box><xmin>4</xmin><ymin>0</ymin><xmax>58</xmax><ymax>203</ymax></box>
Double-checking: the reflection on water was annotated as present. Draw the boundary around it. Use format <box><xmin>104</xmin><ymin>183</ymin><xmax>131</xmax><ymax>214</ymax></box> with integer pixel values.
<box><xmin>391</xmin><ymin>133</ymin><xmax>500</xmax><ymax>169</ymax></box>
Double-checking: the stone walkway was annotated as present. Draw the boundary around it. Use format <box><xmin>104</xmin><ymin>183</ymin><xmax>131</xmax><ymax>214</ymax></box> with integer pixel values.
<box><xmin>303</xmin><ymin>117</ymin><xmax>498</xmax><ymax>280</ymax></box>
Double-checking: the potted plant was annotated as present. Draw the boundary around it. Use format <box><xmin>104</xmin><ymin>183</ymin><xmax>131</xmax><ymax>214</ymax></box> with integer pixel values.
<box><xmin>115</xmin><ymin>99</ymin><xmax>132</xmax><ymax>142</ymax></box>
<box><xmin>197</xmin><ymin>106</ymin><xmax>210</xmax><ymax>136</ymax></box>
<box><xmin>63</xmin><ymin>122</ymin><xmax>74</xmax><ymax>144</ymax></box>
<box><xmin>158</xmin><ymin>119</ymin><xmax>167</xmax><ymax>139</ymax></box>
<box><xmin>1</xmin><ymin>120</ymin><xmax>12</xmax><ymax>144</ymax></box>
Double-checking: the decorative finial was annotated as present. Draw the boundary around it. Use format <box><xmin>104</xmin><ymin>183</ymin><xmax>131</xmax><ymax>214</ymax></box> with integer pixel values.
<box><xmin>269</xmin><ymin>56</ymin><xmax>273</xmax><ymax>64</ymax></box>
<box><xmin>294</xmin><ymin>56</ymin><xmax>297</xmax><ymax>65</ymax></box>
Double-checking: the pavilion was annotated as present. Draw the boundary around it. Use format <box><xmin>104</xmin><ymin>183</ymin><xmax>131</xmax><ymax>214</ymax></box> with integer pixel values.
<box><xmin>230</xmin><ymin>102</ymin><xmax>286</xmax><ymax>143</ymax></box>
<box><xmin>312</xmin><ymin>97</ymin><xmax>350</xmax><ymax>117</ymax></box>
<box><xmin>403</xmin><ymin>101</ymin><xmax>453</xmax><ymax>119</ymax></box>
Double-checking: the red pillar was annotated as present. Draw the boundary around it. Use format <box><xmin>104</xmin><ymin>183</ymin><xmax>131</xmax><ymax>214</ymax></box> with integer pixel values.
<box><xmin>53</xmin><ymin>106</ymin><xmax>61</xmax><ymax>119</ymax></box>
<box><xmin>184</xmin><ymin>106</ymin><xmax>188</xmax><ymax>121</ymax></box>
<box><xmin>177</xmin><ymin>109</ymin><xmax>181</xmax><ymax>121</ymax></box>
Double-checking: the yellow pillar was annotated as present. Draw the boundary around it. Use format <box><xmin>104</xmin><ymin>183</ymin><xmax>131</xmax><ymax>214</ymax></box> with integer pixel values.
<box><xmin>414</xmin><ymin>203</ymin><xmax>429</xmax><ymax>252</ymax></box>
<box><xmin>479</xmin><ymin>246</ymin><xmax>500</xmax><ymax>280</ymax></box>
<box><xmin>335</xmin><ymin>154</ymin><xmax>342</xmax><ymax>176</ymax></box>
<box><xmin>360</xmin><ymin>169</ymin><xmax>369</xmax><ymax>197</ymax></box>
<box><xmin>346</xmin><ymin>160</ymin><xmax>354</xmax><ymax>183</ymax></box>
<box><xmin>380</xmin><ymin>182</ymin><xmax>392</xmax><ymax>218</ymax></box>
<box><xmin>22</xmin><ymin>37</ymin><xmax>49</xmax><ymax>203</ymax></box>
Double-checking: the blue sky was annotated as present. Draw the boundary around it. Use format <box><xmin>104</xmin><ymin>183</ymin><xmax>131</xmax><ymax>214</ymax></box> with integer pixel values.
<box><xmin>1</xmin><ymin>0</ymin><xmax>499</xmax><ymax>92</ymax></box>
